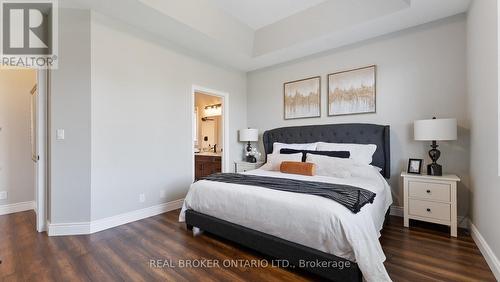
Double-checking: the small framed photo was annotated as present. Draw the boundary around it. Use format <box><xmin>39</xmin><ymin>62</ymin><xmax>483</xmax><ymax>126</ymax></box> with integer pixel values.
<box><xmin>407</xmin><ymin>158</ymin><xmax>423</xmax><ymax>174</ymax></box>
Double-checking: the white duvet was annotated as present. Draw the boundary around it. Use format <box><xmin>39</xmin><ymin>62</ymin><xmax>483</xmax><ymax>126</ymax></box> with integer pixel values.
<box><xmin>179</xmin><ymin>166</ymin><xmax>392</xmax><ymax>282</ymax></box>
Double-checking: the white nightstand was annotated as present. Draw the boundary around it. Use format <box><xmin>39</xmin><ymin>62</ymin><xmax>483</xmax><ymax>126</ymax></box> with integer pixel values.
<box><xmin>401</xmin><ymin>172</ymin><xmax>460</xmax><ymax>237</ymax></box>
<box><xmin>234</xmin><ymin>161</ymin><xmax>264</xmax><ymax>173</ymax></box>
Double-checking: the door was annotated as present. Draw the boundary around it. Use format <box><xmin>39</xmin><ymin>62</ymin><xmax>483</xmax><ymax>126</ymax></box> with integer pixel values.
<box><xmin>201</xmin><ymin>119</ymin><xmax>216</xmax><ymax>149</ymax></box>
<box><xmin>30</xmin><ymin>84</ymin><xmax>40</xmax><ymax>231</ymax></box>
<box><xmin>30</xmin><ymin>85</ymin><xmax>37</xmax><ymax>163</ymax></box>
<box><xmin>31</xmin><ymin>71</ymin><xmax>47</xmax><ymax>232</ymax></box>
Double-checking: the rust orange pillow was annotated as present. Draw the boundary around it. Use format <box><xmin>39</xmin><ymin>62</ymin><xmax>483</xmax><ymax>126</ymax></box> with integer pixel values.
<box><xmin>280</xmin><ymin>161</ymin><xmax>316</xmax><ymax>176</ymax></box>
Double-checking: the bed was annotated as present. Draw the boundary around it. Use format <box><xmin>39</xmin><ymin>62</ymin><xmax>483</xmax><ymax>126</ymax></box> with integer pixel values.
<box><xmin>180</xmin><ymin>123</ymin><xmax>392</xmax><ymax>282</ymax></box>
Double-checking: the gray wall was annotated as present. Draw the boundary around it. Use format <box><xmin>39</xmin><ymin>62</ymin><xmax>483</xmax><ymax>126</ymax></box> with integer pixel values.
<box><xmin>0</xmin><ymin>69</ymin><xmax>36</xmax><ymax>206</ymax></box>
<box><xmin>247</xmin><ymin>15</ymin><xmax>470</xmax><ymax>216</ymax></box>
<box><xmin>467</xmin><ymin>0</ymin><xmax>500</xmax><ymax>267</ymax></box>
<box><xmin>49</xmin><ymin>9</ymin><xmax>92</xmax><ymax>223</ymax></box>
<box><xmin>90</xmin><ymin>12</ymin><xmax>247</xmax><ymax>220</ymax></box>
<box><xmin>48</xmin><ymin>9</ymin><xmax>248</xmax><ymax>224</ymax></box>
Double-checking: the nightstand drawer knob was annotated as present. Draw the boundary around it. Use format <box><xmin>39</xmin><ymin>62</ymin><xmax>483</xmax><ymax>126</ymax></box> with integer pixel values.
<box><xmin>426</xmin><ymin>189</ymin><xmax>431</xmax><ymax>193</ymax></box>
<box><xmin>426</xmin><ymin>208</ymin><xmax>431</xmax><ymax>212</ymax></box>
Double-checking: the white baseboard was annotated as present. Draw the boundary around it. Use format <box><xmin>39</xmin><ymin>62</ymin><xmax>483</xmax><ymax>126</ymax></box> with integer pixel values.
<box><xmin>90</xmin><ymin>198</ymin><xmax>184</xmax><ymax>233</ymax></box>
<box><xmin>47</xmin><ymin>221</ymin><xmax>91</xmax><ymax>236</ymax></box>
<box><xmin>389</xmin><ymin>205</ymin><xmax>469</xmax><ymax>229</ymax></box>
<box><xmin>48</xmin><ymin>198</ymin><xmax>184</xmax><ymax>236</ymax></box>
<box><xmin>0</xmin><ymin>201</ymin><xmax>35</xmax><ymax>216</ymax></box>
<box><xmin>469</xmin><ymin>221</ymin><xmax>500</xmax><ymax>280</ymax></box>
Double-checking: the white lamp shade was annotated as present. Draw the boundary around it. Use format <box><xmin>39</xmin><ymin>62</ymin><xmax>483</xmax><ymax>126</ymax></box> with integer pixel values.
<box><xmin>414</xmin><ymin>118</ymin><xmax>457</xmax><ymax>141</ymax></box>
<box><xmin>239</xmin><ymin>128</ymin><xmax>258</xmax><ymax>142</ymax></box>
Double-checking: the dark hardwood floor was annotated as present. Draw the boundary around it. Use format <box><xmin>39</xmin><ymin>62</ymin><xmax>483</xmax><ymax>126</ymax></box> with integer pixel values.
<box><xmin>0</xmin><ymin>210</ymin><xmax>495</xmax><ymax>281</ymax></box>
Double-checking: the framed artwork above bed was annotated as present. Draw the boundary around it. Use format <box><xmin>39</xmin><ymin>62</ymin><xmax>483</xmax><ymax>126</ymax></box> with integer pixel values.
<box><xmin>328</xmin><ymin>65</ymin><xmax>376</xmax><ymax>116</ymax></box>
<box><xmin>283</xmin><ymin>76</ymin><xmax>321</xmax><ymax>120</ymax></box>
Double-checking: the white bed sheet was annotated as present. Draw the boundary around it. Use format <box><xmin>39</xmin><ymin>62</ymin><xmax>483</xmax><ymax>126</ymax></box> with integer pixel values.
<box><xmin>179</xmin><ymin>167</ymin><xmax>393</xmax><ymax>282</ymax></box>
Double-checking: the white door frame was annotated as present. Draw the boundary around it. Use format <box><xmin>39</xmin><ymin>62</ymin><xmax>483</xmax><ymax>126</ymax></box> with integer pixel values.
<box><xmin>191</xmin><ymin>85</ymin><xmax>229</xmax><ymax>181</ymax></box>
<box><xmin>34</xmin><ymin>69</ymin><xmax>48</xmax><ymax>232</ymax></box>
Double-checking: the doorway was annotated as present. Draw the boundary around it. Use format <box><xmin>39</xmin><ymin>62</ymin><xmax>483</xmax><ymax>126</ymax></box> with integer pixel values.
<box><xmin>0</xmin><ymin>68</ymin><xmax>47</xmax><ymax>232</ymax></box>
<box><xmin>191</xmin><ymin>86</ymin><xmax>229</xmax><ymax>181</ymax></box>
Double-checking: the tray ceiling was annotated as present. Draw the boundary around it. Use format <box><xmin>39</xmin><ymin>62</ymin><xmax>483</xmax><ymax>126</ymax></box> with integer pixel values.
<box><xmin>62</xmin><ymin>0</ymin><xmax>471</xmax><ymax>71</ymax></box>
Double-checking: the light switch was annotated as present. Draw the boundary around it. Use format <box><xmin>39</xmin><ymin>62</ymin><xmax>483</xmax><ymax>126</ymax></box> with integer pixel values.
<box><xmin>56</xmin><ymin>129</ymin><xmax>65</xmax><ymax>140</ymax></box>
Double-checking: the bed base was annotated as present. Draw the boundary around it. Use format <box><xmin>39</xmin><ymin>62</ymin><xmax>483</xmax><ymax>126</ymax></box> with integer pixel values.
<box><xmin>185</xmin><ymin>209</ymin><xmax>363</xmax><ymax>282</ymax></box>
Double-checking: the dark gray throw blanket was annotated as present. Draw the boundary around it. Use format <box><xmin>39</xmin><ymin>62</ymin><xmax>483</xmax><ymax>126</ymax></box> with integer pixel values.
<box><xmin>203</xmin><ymin>173</ymin><xmax>376</xmax><ymax>214</ymax></box>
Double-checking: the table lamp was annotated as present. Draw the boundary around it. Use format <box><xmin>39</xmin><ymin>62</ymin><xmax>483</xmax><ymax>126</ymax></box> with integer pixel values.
<box><xmin>414</xmin><ymin>117</ymin><xmax>457</xmax><ymax>176</ymax></box>
<box><xmin>239</xmin><ymin>128</ymin><xmax>258</xmax><ymax>163</ymax></box>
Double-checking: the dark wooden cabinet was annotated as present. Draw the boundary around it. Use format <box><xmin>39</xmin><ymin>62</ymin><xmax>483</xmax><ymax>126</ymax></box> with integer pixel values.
<box><xmin>195</xmin><ymin>155</ymin><xmax>221</xmax><ymax>180</ymax></box>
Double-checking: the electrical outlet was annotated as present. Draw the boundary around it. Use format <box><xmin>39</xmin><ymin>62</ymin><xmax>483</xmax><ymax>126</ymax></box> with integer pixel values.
<box><xmin>159</xmin><ymin>190</ymin><xmax>166</xmax><ymax>199</ymax></box>
<box><xmin>139</xmin><ymin>193</ymin><xmax>146</xmax><ymax>203</ymax></box>
<box><xmin>0</xmin><ymin>191</ymin><xmax>7</xmax><ymax>200</ymax></box>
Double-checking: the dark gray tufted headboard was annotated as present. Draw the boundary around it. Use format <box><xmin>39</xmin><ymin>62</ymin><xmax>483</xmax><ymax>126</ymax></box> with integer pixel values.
<box><xmin>262</xmin><ymin>123</ymin><xmax>391</xmax><ymax>178</ymax></box>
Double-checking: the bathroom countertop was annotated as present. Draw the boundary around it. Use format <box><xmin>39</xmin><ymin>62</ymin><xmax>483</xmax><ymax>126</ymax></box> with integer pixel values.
<box><xmin>195</xmin><ymin>152</ymin><xmax>222</xmax><ymax>157</ymax></box>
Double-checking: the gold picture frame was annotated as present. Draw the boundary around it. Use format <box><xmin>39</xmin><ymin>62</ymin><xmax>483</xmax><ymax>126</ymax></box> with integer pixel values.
<box><xmin>327</xmin><ymin>65</ymin><xmax>376</xmax><ymax>116</ymax></box>
<box><xmin>283</xmin><ymin>76</ymin><xmax>321</xmax><ymax>120</ymax></box>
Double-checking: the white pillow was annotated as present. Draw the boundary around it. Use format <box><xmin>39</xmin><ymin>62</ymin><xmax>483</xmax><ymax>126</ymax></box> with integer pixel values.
<box><xmin>316</xmin><ymin>142</ymin><xmax>377</xmax><ymax>165</ymax></box>
<box><xmin>272</xmin><ymin>142</ymin><xmax>317</xmax><ymax>154</ymax></box>
<box><xmin>306</xmin><ymin>153</ymin><xmax>355</xmax><ymax>178</ymax></box>
<box><xmin>260</xmin><ymin>153</ymin><xmax>302</xmax><ymax>171</ymax></box>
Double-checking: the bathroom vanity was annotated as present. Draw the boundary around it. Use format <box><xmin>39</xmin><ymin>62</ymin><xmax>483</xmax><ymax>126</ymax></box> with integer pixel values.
<box><xmin>195</xmin><ymin>152</ymin><xmax>222</xmax><ymax>180</ymax></box>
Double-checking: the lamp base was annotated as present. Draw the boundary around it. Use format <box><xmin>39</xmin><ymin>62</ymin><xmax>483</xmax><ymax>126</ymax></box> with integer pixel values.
<box><xmin>427</xmin><ymin>163</ymin><xmax>442</xmax><ymax>176</ymax></box>
<box><xmin>427</xmin><ymin>140</ymin><xmax>443</xmax><ymax>176</ymax></box>
<box><xmin>246</xmin><ymin>155</ymin><xmax>257</xmax><ymax>163</ymax></box>
<box><xmin>245</xmin><ymin>141</ymin><xmax>257</xmax><ymax>163</ymax></box>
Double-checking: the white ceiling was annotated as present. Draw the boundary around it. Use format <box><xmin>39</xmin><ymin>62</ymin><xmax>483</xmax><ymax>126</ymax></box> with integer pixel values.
<box><xmin>62</xmin><ymin>0</ymin><xmax>472</xmax><ymax>71</ymax></box>
<box><xmin>206</xmin><ymin>0</ymin><xmax>327</xmax><ymax>30</ymax></box>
